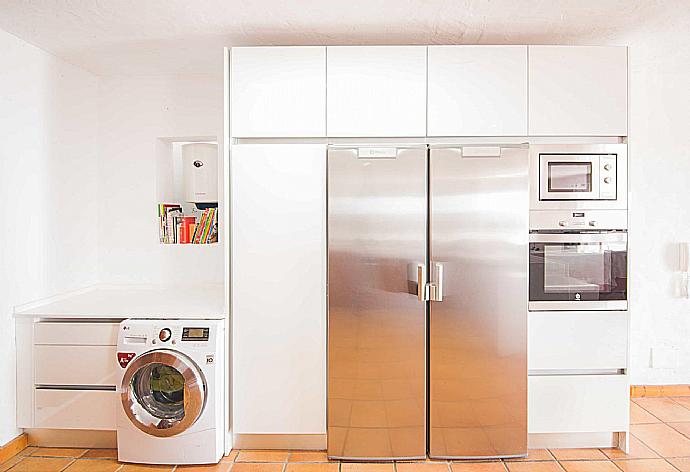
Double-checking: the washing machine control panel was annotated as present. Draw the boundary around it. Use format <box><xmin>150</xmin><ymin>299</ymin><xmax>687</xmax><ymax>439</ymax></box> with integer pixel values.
<box><xmin>120</xmin><ymin>321</ymin><xmax>218</xmax><ymax>348</ymax></box>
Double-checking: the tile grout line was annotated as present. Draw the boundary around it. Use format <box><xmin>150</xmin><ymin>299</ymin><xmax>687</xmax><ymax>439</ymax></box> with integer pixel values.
<box><xmin>632</xmin><ymin>398</ymin><xmax>670</xmax><ymax>423</ymax></box>
<box><xmin>669</xmin><ymin>396</ymin><xmax>690</xmax><ymax>414</ymax></box>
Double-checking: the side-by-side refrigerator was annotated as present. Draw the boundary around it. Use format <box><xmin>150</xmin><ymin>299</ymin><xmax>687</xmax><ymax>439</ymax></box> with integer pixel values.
<box><xmin>327</xmin><ymin>145</ymin><xmax>528</xmax><ymax>460</ymax></box>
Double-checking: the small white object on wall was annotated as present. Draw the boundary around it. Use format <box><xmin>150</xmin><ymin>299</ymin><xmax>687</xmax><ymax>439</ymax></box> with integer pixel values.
<box><xmin>182</xmin><ymin>143</ymin><xmax>218</xmax><ymax>203</ymax></box>
<box><xmin>679</xmin><ymin>242</ymin><xmax>690</xmax><ymax>298</ymax></box>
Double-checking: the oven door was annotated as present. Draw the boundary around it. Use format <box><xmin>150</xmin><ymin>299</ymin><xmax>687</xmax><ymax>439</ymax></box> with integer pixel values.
<box><xmin>529</xmin><ymin>232</ymin><xmax>627</xmax><ymax>311</ymax></box>
<box><xmin>539</xmin><ymin>154</ymin><xmax>600</xmax><ymax>200</ymax></box>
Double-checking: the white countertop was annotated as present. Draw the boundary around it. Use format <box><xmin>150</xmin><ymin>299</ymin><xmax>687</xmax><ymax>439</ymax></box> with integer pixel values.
<box><xmin>14</xmin><ymin>284</ymin><xmax>226</xmax><ymax>319</ymax></box>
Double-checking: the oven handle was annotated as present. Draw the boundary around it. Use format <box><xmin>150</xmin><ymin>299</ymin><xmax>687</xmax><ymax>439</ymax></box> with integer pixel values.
<box><xmin>529</xmin><ymin>232</ymin><xmax>628</xmax><ymax>244</ymax></box>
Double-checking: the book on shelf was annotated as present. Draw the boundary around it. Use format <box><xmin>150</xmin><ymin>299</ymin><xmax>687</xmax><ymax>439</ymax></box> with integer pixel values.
<box><xmin>158</xmin><ymin>203</ymin><xmax>182</xmax><ymax>244</ymax></box>
<box><xmin>158</xmin><ymin>203</ymin><xmax>218</xmax><ymax>244</ymax></box>
<box><xmin>191</xmin><ymin>207</ymin><xmax>217</xmax><ymax>244</ymax></box>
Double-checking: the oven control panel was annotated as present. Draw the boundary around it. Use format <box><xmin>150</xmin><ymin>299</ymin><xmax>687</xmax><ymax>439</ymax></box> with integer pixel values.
<box><xmin>529</xmin><ymin>209</ymin><xmax>628</xmax><ymax>231</ymax></box>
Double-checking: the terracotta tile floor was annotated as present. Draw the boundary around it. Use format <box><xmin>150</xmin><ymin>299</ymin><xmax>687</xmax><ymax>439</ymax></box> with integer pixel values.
<box><xmin>5</xmin><ymin>396</ymin><xmax>690</xmax><ymax>471</ymax></box>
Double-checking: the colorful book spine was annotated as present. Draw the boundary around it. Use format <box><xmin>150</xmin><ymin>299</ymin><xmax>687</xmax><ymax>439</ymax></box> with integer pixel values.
<box><xmin>193</xmin><ymin>210</ymin><xmax>209</xmax><ymax>244</ymax></box>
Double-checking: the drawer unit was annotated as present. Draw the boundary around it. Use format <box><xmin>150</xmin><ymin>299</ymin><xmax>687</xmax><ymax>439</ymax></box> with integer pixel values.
<box><xmin>34</xmin><ymin>389</ymin><xmax>117</xmax><ymax>430</ymax></box>
<box><xmin>529</xmin><ymin>311</ymin><xmax>628</xmax><ymax>371</ymax></box>
<box><xmin>528</xmin><ymin>374</ymin><xmax>629</xmax><ymax>433</ymax></box>
<box><xmin>34</xmin><ymin>345</ymin><xmax>118</xmax><ymax>386</ymax></box>
<box><xmin>34</xmin><ymin>322</ymin><xmax>119</xmax><ymax>346</ymax></box>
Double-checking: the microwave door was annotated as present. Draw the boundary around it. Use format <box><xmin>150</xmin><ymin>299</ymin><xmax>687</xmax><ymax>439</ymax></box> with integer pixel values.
<box><xmin>539</xmin><ymin>155</ymin><xmax>601</xmax><ymax>200</ymax></box>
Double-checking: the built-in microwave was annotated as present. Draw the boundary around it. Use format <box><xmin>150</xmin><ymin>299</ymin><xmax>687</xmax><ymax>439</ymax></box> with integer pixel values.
<box><xmin>530</xmin><ymin>144</ymin><xmax>627</xmax><ymax>211</ymax></box>
<box><xmin>528</xmin><ymin>230</ymin><xmax>628</xmax><ymax>311</ymax></box>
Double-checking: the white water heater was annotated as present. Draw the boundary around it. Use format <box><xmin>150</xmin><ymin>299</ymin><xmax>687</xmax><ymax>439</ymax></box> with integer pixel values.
<box><xmin>181</xmin><ymin>143</ymin><xmax>218</xmax><ymax>203</ymax></box>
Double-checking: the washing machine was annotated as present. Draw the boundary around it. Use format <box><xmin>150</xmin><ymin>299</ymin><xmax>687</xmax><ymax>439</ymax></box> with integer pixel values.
<box><xmin>116</xmin><ymin>319</ymin><xmax>225</xmax><ymax>465</ymax></box>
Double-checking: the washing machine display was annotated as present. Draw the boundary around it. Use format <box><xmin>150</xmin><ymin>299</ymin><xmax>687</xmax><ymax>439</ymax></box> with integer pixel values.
<box><xmin>182</xmin><ymin>327</ymin><xmax>209</xmax><ymax>341</ymax></box>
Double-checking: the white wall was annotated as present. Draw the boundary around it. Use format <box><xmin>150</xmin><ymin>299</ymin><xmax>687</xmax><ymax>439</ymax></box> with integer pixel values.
<box><xmin>97</xmin><ymin>75</ymin><xmax>224</xmax><ymax>285</ymax></box>
<box><xmin>615</xmin><ymin>9</ymin><xmax>690</xmax><ymax>385</ymax></box>
<box><xmin>0</xmin><ymin>29</ymin><xmax>100</xmax><ymax>444</ymax></box>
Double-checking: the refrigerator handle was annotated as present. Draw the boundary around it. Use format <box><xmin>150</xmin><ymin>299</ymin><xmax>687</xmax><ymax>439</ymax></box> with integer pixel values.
<box><xmin>429</xmin><ymin>263</ymin><xmax>444</xmax><ymax>302</ymax></box>
<box><xmin>417</xmin><ymin>264</ymin><xmax>427</xmax><ymax>302</ymax></box>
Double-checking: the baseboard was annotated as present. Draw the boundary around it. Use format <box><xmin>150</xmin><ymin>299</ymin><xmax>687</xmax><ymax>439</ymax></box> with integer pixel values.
<box><xmin>233</xmin><ymin>434</ymin><xmax>326</xmax><ymax>450</ymax></box>
<box><xmin>631</xmin><ymin>385</ymin><xmax>690</xmax><ymax>397</ymax></box>
<box><xmin>26</xmin><ymin>429</ymin><xmax>117</xmax><ymax>448</ymax></box>
<box><xmin>0</xmin><ymin>433</ymin><xmax>28</xmax><ymax>464</ymax></box>
<box><xmin>528</xmin><ymin>432</ymin><xmax>620</xmax><ymax>449</ymax></box>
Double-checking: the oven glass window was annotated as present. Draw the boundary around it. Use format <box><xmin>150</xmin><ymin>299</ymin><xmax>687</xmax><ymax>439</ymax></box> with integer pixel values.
<box><xmin>548</xmin><ymin>162</ymin><xmax>592</xmax><ymax>192</ymax></box>
<box><xmin>530</xmin><ymin>241</ymin><xmax>627</xmax><ymax>301</ymax></box>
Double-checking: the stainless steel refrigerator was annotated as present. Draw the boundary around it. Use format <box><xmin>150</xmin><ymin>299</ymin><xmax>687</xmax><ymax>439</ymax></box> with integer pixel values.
<box><xmin>327</xmin><ymin>145</ymin><xmax>528</xmax><ymax>460</ymax></box>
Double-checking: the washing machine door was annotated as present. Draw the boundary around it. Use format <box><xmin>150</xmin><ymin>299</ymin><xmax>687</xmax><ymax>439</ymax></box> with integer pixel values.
<box><xmin>121</xmin><ymin>349</ymin><xmax>206</xmax><ymax>437</ymax></box>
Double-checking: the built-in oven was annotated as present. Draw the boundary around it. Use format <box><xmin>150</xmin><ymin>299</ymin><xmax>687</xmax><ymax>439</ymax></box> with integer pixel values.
<box><xmin>530</xmin><ymin>144</ymin><xmax>627</xmax><ymax>211</ymax></box>
<box><xmin>529</xmin><ymin>230</ymin><xmax>628</xmax><ymax>311</ymax></box>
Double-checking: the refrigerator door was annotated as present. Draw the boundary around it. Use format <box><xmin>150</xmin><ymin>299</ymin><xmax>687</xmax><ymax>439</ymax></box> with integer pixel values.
<box><xmin>428</xmin><ymin>146</ymin><xmax>528</xmax><ymax>459</ymax></box>
<box><xmin>328</xmin><ymin>146</ymin><xmax>427</xmax><ymax>460</ymax></box>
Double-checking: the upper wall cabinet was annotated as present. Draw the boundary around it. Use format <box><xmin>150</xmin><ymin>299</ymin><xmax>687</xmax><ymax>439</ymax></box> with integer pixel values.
<box><xmin>529</xmin><ymin>46</ymin><xmax>628</xmax><ymax>136</ymax></box>
<box><xmin>327</xmin><ymin>46</ymin><xmax>427</xmax><ymax>137</ymax></box>
<box><xmin>231</xmin><ymin>46</ymin><xmax>326</xmax><ymax>137</ymax></box>
<box><xmin>428</xmin><ymin>46</ymin><xmax>528</xmax><ymax>136</ymax></box>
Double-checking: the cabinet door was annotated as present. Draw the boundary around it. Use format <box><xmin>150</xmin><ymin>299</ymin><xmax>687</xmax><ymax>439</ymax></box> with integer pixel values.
<box><xmin>529</xmin><ymin>311</ymin><xmax>628</xmax><ymax>371</ymax></box>
<box><xmin>327</xmin><ymin>46</ymin><xmax>427</xmax><ymax>137</ymax></box>
<box><xmin>528</xmin><ymin>375</ymin><xmax>629</xmax><ymax>433</ymax></box>
<box><xmin>529</xmin><ymin>46</ymin><xmax>627</xmax><ymax>136</ymax></box>
<box><xmin>428</xmin><ymin>46</ymin><xmax>527</xmax><ymax>136</ymax></box>
<box><xmin>231</xmin><ymin>144</ymin><xmax>326</xmax><ymax>434</ymax></box>
<box><xmin>35</xmin><ymin>390</ymin><xmax>117</xmax><ymax>430</ymax></box>
<box><xmin>231</xmin><ymin>47</ymin><xmax>326</xmax><ymax>137</ymax></box>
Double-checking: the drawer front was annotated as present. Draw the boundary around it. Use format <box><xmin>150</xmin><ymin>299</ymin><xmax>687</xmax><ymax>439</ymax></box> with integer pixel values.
<box><xmin>34</xmin><ymin>389</ymin><xmax>117</xmax><ymax>430</ymax></box>
<box><xmin>528</xmin><ymin>374</ymin><xmax>629</xmax><ymax>433</ymax></box>
<box><xmin>35</xmin><ymin>322</ymin><xmax>119</xmax><ymax>346</ymax></box>
<box><xmin>529</xmin><ymin>311</ymin><xmax>628</xmax><ymax>371</ymax></box>
<box><xmin>34</xmin><ymin>345</ymin><xmax>118</xmax><ymax>386</ymax></box>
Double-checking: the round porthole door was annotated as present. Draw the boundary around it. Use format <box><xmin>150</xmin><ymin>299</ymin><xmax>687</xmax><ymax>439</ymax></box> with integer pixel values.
<box><xmin>121</xmin><ymin>349</ymin><xmax>206</xmax><ymax>437</ymax></box>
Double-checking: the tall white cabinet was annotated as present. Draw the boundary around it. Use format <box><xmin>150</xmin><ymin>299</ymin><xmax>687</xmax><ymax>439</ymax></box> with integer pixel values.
<box><xmin>326</xmin><ymin>46</ymin><xmax>427</xmax><ymax>137</ymax></box>
<box><xmin>228</xmin><ymin>44</ymin><xmax>629</xmax><ymax>451</ymax></box>
<box><xmin>529</xmin><ymin>46</ymin><xmax>628</xmax><ymax>136</ymax></box>
<box><xmin>427</xmin><ymin>45</ymin><xmax>528</xmax><ymax>136</ymax></box>
<box><xmin>231</xmin><ymin>144</ymin><xmax>326</xmax><ymax>439</ymax></box>
<box><xmin>231</xmin><ymin>47</ymin><xmax>326</xmax><ymax>137</ymax></box>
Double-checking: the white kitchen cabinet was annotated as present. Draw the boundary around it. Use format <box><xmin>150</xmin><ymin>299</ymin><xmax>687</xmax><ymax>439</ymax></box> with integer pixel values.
<box><xmin>34</xmin><ymin>321</ymin><xmax>118</xmax><ymax>345</ymax></box>
<box><xmin>35</xmin><ymin>389</ymin><xmax>117</xmax><ymax>430</ymax></box>
<box><xmin>529</xmin><ymin>375</ymin><xmax>629</xmax><ymax>433</ymax></box>
<box><xmin>529</xmin><ymin>46</ymin><xmax>628</xmax><ymax>136</ymax></box>
<box><xmin>231</xmin><ymin>47</ymin><xmax>326</xmax><ymax>137</ymax></box>
<box><xmin>34</xmin><ymin>345</ymin><xmax>118</xmax><ymax>386</ymax></box>
<box><xmin>327</xmin><ymin>46</ymin><xmax>427</xmax><ymax>137</ymax></box>
<box><xmin>529</xmin><ymin>311</ymin><xmax>628</xmax><ymax>371</ymax></box>
<box><xmin>16</xmin><ymin>319</ymin><xmax>123</xmax><ymax>430</ymax></box>
<box><xmin>231</xmin><ymin>144</ymin><xmax>326</xmax><ymax>435</ymax></box>
<box><xmin>427</xmin><ymin>46</ymin><xmax>528</xmax><ymax>136</ymax></box>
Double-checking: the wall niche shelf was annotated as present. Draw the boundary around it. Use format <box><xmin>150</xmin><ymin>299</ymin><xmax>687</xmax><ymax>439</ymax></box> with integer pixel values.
<box><xmin>156</xmin><ymin>136</ymin><xmax>220</xmax><ymax>245</ymax></box>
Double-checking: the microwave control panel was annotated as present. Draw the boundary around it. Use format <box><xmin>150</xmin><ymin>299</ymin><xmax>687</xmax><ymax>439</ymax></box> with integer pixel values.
<box><xmin>599</xmin><ymin>155</ymin><xmax>617</xmax><ymax>199</ymax></box>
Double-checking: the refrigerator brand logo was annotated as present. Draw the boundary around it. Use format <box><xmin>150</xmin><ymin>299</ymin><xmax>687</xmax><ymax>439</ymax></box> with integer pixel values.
<box><xmin>357</xmin><ymin>148</ymin><xmax>397</xmax><ymax>159</ymax></box>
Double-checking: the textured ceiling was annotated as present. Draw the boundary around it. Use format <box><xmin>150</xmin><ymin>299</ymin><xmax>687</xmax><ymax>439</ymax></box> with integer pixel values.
<box><xmin>0</xmin><ymin>0</ymin><xmax>675</xmax><ymax>75</ymax></box>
